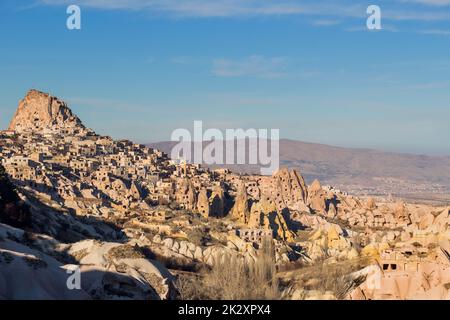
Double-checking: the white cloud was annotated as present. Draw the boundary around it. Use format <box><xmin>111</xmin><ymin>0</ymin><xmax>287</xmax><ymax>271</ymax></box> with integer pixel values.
<box><xmin>38</xmin><ymin>0</ymin><xmax>450</xmax><ymax>21</ymax></box>
<box><xmin>418</xmin><ymin>29</ymin><xmax>450</xmax><ymax>35</ymax></box>
<box><xmin>406</xmin><ymin>81</ymin><xmax>450</xmax><ymax>89</ymax></box>
<box><xmin>311</xmin><ymin>19</ymin><xmax>341</xmax><ymax>26</ymax></box>
<box><xmin>344</xmin><ymin>24</ymin><xmax>400</xmax><ymax>33</ymax></box>
<box><xmin>212</xmin><ymin>55</ymin><xmax>287</xmax><ymax>78</ymax></box>
<box><xmin>382</xmin><ymin>8</ymin><xmax>450</xmax><ymax>21</ymax></box>
<box><xmin>170</xmin><ymin>56</ymin><xmax>193</xmax><ymax>65</ymax></box>
<box><xmin>39</xmin><ymin>0</ymin><xmax>312</xmax><ymax>16</ymax></box>
<box><xmin>401</xmin><ymin>0</ymin><xmax>450</xmax><ymax>6</ymax></box>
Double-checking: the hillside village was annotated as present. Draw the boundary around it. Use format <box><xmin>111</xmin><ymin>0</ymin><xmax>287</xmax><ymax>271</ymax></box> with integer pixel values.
<box><xmin>0</xmin><ymin>90</ymin><xmax>449</xmax><ymax>300</ymax></box>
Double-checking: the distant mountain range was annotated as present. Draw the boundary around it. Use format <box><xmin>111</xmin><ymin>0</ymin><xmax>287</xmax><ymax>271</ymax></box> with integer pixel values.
<box><xmin>147</xmin><ymin>139</ymin><xmax>450</xmax><ymax>201</ymax></box>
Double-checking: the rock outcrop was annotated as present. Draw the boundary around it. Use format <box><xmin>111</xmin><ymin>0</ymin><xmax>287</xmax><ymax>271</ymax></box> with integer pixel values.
<box><xmin>274</xmin><ymin>168</ymin><xmax>308</xmax><ymax>210</ymax></box>
<box><xmin>230</xmin><ymin>183</ymin><xmax>251</xmax><ymax>224</ymax></box>
<box><xmin>197</xmin><ymin>188</ymin><xmax>210</xmax><ymax>218</ymax></box>
<box><xmin>0</xmin><ymin>223</ymin><xmax>176</xmax><ymax>300</ymax></box>
<box><xmin>307</xmin><ymin>179</ymin><xmax>327</xmax><ymax>214</ymax></box>
<box><xmin>8</xmin><ymin>89</ymin><xmax>87</xmax><ymax>134</ymax></box>
<box><xmin>176</xmin><ymin>179</ymin><xmax>196</xmax><ymax>211</ymax></box>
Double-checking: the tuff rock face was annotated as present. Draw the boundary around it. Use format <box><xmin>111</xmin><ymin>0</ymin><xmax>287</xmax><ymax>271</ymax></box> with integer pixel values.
<box><xmin>274</xmin><ymin>168</ymin><xmax>308</xmax><ymax>207</ymax></box>
<box><xmin>8</xmin><ymin>89</ymin><xmax>87</xmax><ymax>134</ymax></box>
<box><xmin>197</xmin><ymin>188</ymin><xmax>210</xmax><ymax>218</ymax></box>
<box><xmin>230</xmin><ymin>183</ymin><xmax>251</xmax><ymax>224</ymax></box>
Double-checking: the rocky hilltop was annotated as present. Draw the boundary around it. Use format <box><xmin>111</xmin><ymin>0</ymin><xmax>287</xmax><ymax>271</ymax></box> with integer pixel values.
<box><xmin>0</xmin><ymin>90</ymin><xmax>449</xmax><ymax>300</ymax></box>
<box><xmin>8</xmin><ymin>89</ymin><xmax>87</xmax><ymax>134</ymax></box>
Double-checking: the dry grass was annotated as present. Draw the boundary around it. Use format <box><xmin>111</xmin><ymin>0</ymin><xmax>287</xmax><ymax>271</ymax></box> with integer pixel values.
<box><xmin>152</xmin><ymin>251</ymin><xmax>201</xmax><ymax>272</ymax></box>
<box><xmin>175</xmin><ymin>242</ymin><xmax>372</xmax><ymax>300</ymax></box>
<box><xmin>280</xmin><ymin>257</ymin><xmax>371</xmax><ymax>299</ymax></box>
<box><xmin>176</xmin><ymin>238</ymin><xmax>281</xmax><ymax>300</ymax></box>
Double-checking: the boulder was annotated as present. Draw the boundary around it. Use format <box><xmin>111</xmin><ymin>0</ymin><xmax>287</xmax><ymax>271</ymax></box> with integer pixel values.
<box><xmin>418</xmin><ymin>212</ymin><xmax>435</xmax><ymax>230</ymax></box>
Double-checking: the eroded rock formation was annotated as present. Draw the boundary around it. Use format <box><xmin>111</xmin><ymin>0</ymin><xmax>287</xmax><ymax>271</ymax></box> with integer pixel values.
<box><xmin>8</xmin><ymin>89</ymin><xmax>87</xmax><ymax>134</ymax></box>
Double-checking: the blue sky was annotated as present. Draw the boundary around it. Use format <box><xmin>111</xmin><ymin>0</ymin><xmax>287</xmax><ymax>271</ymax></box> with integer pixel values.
<box><xmin>0</xmin><ymin>0</ymin><xmax>449</xmax><ymax>155</ymax></box>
